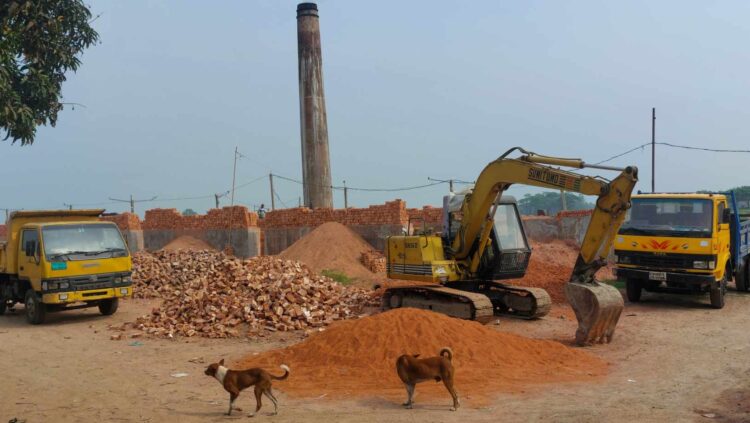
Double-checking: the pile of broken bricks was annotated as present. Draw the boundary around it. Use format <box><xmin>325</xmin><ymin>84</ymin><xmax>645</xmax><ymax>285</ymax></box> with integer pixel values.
<box><xmin>118</xmin><ymin>250</ymin><xmax>379</xmax><ymax>339</ymax></box>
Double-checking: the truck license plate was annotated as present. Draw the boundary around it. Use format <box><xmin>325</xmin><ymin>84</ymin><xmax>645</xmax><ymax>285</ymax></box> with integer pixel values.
<box><xmin>649</xmin><ymin>271</ymin><xmax>667</xmax><ymax>281</ymax></box>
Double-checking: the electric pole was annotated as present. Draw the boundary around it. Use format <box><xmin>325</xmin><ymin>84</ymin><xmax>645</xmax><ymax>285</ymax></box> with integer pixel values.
<box><xmin>230</xmin><ymin>146</ymin><xmax>239</xmax><ymax>206</ymax></box>
<box><xmin>343</xmin><ymin>180</ymin><xmax>348</xmax><ymax>208</ymax></box>
<box><xmin>63</xmin><ymin>203</ymin><xmax>73</xmax><ymax>210</ymax></box>
<box><xmin>269</xmin><ymin>173</ymin><xmax>276</xmax><ymax>211</ymax></box>
<box><xmin>652</xmin><ymin>107</ymin><xmax>656</xmax><ymax>193</ymax></box>
<box><xmin>108</xmin><ymin>195</ymin><xmax>157</xmax><ymax>214</ymax></box>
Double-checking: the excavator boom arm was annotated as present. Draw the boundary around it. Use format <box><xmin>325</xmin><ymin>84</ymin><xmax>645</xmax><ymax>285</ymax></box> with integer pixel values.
<box><xmin>451</xmin><ymin>151</ymin><xmax>638</xmax><ymax>279</ymax></box>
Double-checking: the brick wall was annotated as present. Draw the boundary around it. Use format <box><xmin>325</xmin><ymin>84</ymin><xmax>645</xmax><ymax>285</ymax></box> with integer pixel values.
<box><xmin>101</xmin><ymin>212</ymin><xmax>142</xmax><ymax>231</ymax></box>
<box><xmin>143</xmin><ymin>206</ymin><xmax>258</xmax><ymax>230</ymax></box>
<box><xmin>260</xmin><ymin>200</ymin><xmax>408</xmax><ymax>229</ymax></box>
<box><xmin>0</xmin><ymin>224</ymin><xmax>6</xmax><ymax>240</ymax></box>
<box><xmin>406</xmin><ymin>206</ymin><xmax>443</xmax><ymax>233</ymax></box>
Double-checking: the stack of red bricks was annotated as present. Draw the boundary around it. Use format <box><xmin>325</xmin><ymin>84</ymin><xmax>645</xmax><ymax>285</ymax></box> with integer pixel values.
<box><xmin>0</xmin><ymin>224</ymin><xmax>6</xmax><ymax>240</ymax></box>
<box><xmin>260</xmin><ymin>200</ymin><xmax>409</xmax><ymax>229</ymax></box>
<box><xmin>142</xmin><ymin>206</ymin><xmax>258</xmax><ymax>230</ymax></box>
<box><xmin>556</xmin><ymin>209</ymin><xmax>594</xmax><ymax>219</ymax></box>
<box><xmin>101</xmin><ymin>212</ymin><xmax>142</xmax><ymax>231</ymax></box>
<box><xmin>361</xmin><ymin>250</ymin><xmax>386</xmax><ymax>273</ymax></box>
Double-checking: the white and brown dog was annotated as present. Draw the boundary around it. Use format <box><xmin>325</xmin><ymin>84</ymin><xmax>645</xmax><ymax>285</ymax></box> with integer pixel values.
<box><xmin>396</xmin><ymin>347</ymin><xmax>459</xmax><ymax>411</ymax></box>
<box><xmin>204</xmin><ymin>359</ymin><xmax>290</xmax><ymax>416</ymax></box>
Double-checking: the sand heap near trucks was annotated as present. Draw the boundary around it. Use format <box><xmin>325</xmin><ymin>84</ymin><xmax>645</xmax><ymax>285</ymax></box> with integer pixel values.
<box><xmin>278</xmin><ymin>222</ymin><xmax>383</xmax><ymax>284</ymax></box>
<box><xmin>126</xmin><ymin>250</ymin><xmax>378</xmax><ymax>338</ymax></box>
<box><xmin>237</xmin><ymin>307</ymin><xmax>607</xmax><ymax>404</ymax></box>
<box><xmin>159</xmin><ymin>235</ymin><xmax>215</xmax><ymax>252</ymax></box>
<box><xmin>512</xmin><ymin>240</ymin><xmax>615</xmax><ymax>303</ymax></box>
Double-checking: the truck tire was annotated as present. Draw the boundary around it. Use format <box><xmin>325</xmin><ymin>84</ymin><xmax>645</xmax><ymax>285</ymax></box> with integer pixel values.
<box><xmin>25</xmin><ymin>290</ymin><xmax>46</xmax><ymax>324</ymax></box>
<box><xmin>737</xmin><ymin>260</ymin><xmax>749</xmax><ymax>292</ymax></box>
<box><xmin>98</xmin><ymin>298</ymin><xmax>119</xmax><ymax>316</ymax></box>
<box><xmin>626</xmin><ymin>279</ymin><xmax>642</xmax><ymax>302</ymax></box>
<box><xmin>710</xmin><ymin>276</ymin><xmax>727</xmax><ymax>309</ymax></box>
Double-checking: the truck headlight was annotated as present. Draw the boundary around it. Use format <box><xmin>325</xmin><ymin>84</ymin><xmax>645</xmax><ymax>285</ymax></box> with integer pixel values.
<box><xmin>58</xmin><ymin>293</ymin><xmax>68</xmax><ymax>301</ymax></box>
<box><xmin>693</xmin><ymin>261</ymin><xmax>708</xmax><ymax>269</ymax></box>
<box><xmin>120</xmin><ymin>288</ymin><xmax>129</xmax><ymax>295</ymax></box>
<box><xmin>122</xmin><ymin>275</ymin><xmax>132</xmax><ymax>284</ymax></box>
<box><xmin>42</xmin><ymin>281</ymin><xmax>49</xmax><ymax>291</ymax></box>
<box><xmin>709</xmin><ymin>261</ymin><xmax>716</xmax><ymax>270</ymax></box>
<box><xmin>618</xmin><ymin>255</ymin><xmax>631</xmax><ymax>264</ymax></box>
<box><xmin>59</xmin><ymin>281</ymin><xmax>70</xmax><ymax>290</ymax></box>
<box><xmin>114</xmin><ymin>276</ymin><xmax>123</xmax><ymax>284</ymax></box>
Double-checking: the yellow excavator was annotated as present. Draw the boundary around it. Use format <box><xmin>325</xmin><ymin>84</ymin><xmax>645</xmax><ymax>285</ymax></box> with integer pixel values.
<box><xmin>383</xmin><ymin>147</ymin><xmax>638</xmax><ymax>345</ymax></box>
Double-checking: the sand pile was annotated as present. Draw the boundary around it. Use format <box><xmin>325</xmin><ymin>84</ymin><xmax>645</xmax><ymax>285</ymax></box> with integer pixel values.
<box><xmin>237</xmin><ymin>308</ymin><xmax>607</xmax><ymax>404</ymax></box>
<box><xmin>126</xmin><ymin>251</ymin><xmax>378</xmax><ymax>337</ymax></box>
<box><xmin>511</xmin><ymin>240</ymin><xmax>614</xmax><ymax>303</ymax></box>
<box><xmin>160</xmin><ymin>235</ymin><xmax>215</xmax><ymax>252</ymax></box>
<box><xmin>279</xmin><ymin>222</ymin><xmax>381</xmax><ymax>283</ymax></box>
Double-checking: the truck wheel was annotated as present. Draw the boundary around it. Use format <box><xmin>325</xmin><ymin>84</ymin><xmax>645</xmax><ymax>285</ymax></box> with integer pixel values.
<box><xmin>98</xmin><ymin>298</ymin><xmax>119</xmax><ymax>316</ymax></box>
<box><xmin>626</xmin><ymin>279</ymin><xmax>642</xmax><ymax>302</ymax></box>
<box><xmin>710</xmin><ymin>277</ymin><xmax>727</xmax><ymax>309</ymax></box>
<box><xmin>24</xmin><ymin>290</ymin><xmax>46</xmax><ymax>324</ymax></box>
<box><xmin>738</xmin><ymin>260</ymin><xmax>749</xmax><ymax>292</ymax></box>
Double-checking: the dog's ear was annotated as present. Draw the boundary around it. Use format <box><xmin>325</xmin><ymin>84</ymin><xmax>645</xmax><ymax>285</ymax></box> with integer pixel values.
<box><xmin>219</xmin><ymin>359</ymin><xmax>225</xmax><ymax>365</ymax></box>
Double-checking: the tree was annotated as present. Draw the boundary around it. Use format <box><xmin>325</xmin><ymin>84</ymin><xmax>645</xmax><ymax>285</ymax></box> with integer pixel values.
<box><xmin>517</xmin><ymin>191</ymin><xmax>593</xmax><ymax>216</ymax></box>
<box><xmin>1</xmin><ymin>1</ymin><xmax>99</xmax><ymax>145</ymax></box>
<box><xmin>182</xmin><ymin>208</ymin><xmax>197</xmax><ymax>216</ymax></box>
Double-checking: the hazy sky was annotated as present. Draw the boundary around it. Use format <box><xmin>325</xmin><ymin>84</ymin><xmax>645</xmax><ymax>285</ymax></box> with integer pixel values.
<box><xmin>2</xmin><ymin>0</ymin><xmax>749</xmax><ymax>215</ymax></box>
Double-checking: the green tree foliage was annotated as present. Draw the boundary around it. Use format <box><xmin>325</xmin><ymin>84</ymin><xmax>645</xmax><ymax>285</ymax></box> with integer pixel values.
<box><xmin>182</xmin><ymin>208</ymin><xmax>197</xmax><ymax>216</ymax></box>
<box><xmin>728</xmin><ymin>186</ymin><xmax>750</xmax><ymax>204</ymax></box>
<box><xmin>517</xmin><ymin>191</ymin><xmax>593</xmax><ymax>216</ymax></box>
<box><xmin>0</xmin><ymin>1</ymin><xmax>99</xmax><ymax>145</ymax></box>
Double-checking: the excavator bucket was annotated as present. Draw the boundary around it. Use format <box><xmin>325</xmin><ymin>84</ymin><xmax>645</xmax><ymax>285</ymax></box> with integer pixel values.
<box><xmin>565</xmin><ymin>281</ymin><xmax>624</xmax><ymax>346</ymax></box>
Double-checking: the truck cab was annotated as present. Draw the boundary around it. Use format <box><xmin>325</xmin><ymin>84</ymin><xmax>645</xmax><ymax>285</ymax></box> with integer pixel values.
<box><xmin>0</xmin><ymin>210</ymin><xmax>133</xmax><ymax>324</ymax></box>
<box><xmin>614</xmin><ymin>193</ymin><xmax>749</xmax><ymax>308</ymax></box>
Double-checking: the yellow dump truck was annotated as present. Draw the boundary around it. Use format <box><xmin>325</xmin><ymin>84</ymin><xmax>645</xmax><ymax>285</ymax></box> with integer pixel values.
<box><xmin>0</xmin><ymin>210</ymin><xmax>133</xmax><ymax>324</ymax></box>
<box><xmin>614</xmin><ymin>192</ymin><xmax>750</xmax><ymax>308</ymax></box>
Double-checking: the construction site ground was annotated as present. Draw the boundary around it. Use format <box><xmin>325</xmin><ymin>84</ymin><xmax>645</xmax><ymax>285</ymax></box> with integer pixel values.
<box><xmin>3</xmin><ymin>291</ymin><xmax>749</xmax><ymax>423</ymax></box>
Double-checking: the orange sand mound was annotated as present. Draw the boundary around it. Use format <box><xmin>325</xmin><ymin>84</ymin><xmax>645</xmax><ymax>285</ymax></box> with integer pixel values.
<box><xmin>279</xmin><ymin>222</ymin><xmax>379</xmax><ymax>283</ymax></box>
<box><xmin>511</xmin><ymin>240</ymin><xmax>614</xmax><ymax>303</ymax></box>
<box><xmin>160</xmin><ymin>235</ymin><xmax>215</xmax><ymax>252</ymax></box>
<box><xmin>237</xmin><ymin>308</ymin><xmax>607</xmax><ymax>405</ymax></box>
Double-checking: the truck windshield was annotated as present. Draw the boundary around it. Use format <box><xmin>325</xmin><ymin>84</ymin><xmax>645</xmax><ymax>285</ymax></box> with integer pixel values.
<box><xmin>493</xmin><ymin>204</ymin><xmax>528</xmax><ymax>249</ymax></box>
<box><xmin>42</xmin><ymin>224</ymin><xmax>128</xmax><ymax>261</ymax></box>
<box><xmin>620</xmin><ymin>198</ymin><xmax>713</xmax><ymax>238</ymax></box>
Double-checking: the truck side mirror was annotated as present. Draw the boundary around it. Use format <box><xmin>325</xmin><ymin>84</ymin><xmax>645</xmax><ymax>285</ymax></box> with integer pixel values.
<box><xmin>722</xmin><ymin>208</ymin><xmax>732</xmax><ymax>224</ymax></box>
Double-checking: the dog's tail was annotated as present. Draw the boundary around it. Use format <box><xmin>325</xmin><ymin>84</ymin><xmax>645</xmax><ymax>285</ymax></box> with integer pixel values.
<box><xmin>271</xmin><ymin>364</ymin><xmax>291</xmax><ymax>381</ymax></box>
<box><xmin>440</xmin><ymin>347</ymin><xmax>453</xmax><ymax>361</ymax></box>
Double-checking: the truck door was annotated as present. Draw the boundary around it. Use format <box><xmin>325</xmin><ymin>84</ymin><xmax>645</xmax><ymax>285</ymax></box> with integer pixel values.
<box><xmin>18</xmin><ymin>228</ymin><xmax>42</xmax><ymax>291</ymax></box>
<box><xmin>717</xmin><ymin>201</ymin><xmax>731</xmax><ymax>279</ymax></box>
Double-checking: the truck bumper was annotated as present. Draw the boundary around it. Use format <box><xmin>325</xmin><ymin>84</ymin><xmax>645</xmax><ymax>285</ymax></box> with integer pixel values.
<box><xmin>42</xmin><ymin>286</ymin><xmax>132</xmax><ymax>304</ymax></box>
<box><xmin>615</xmin><ymin>268</ymin><xmax>715</xmax><ymax>286</ymax></box>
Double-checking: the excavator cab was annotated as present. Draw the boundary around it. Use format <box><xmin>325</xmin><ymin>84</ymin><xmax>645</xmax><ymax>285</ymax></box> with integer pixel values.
<box><xmin>444</xmin><ymin>194</ymin><xmax>530</xmax><ymax>280</ymax></box>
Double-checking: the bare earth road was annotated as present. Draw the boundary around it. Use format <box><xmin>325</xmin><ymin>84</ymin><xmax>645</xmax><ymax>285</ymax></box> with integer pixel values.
<box><xmin>2</xmin><ymin>291</ymin><xmax>750</xmax><ymax>423</ymax></box>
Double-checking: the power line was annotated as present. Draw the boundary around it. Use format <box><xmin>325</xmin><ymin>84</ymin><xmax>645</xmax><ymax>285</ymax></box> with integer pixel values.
<box><xmin>272</xmin><ymin>173</ymin><xmax>447</xmax><ymax>192</ymax></box>
<box><xmin>595</xmin><ymin>142</ymin><xmax>750</xmax><ymax>165</ymax></box>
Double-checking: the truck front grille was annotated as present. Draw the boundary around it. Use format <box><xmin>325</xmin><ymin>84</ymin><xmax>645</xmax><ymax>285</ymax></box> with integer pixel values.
<box><xmin>616</xmin><ymin>251</ymin><xmax>714</xmax><ymax>270</ymax></box>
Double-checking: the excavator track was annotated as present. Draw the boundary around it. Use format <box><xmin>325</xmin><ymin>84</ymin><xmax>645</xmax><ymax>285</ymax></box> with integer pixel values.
<box><xmin>382</xmin><ymin>285</ymin><xmax>494</xmax><ymax>323</ymax></box>
<box><xmin>381</xmin><ymin>282</ymin><xmax>551</xmax><ymax>323</ymax></box>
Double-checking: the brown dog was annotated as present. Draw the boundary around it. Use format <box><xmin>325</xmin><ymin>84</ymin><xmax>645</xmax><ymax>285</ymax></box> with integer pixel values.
<box><xmin>204</xmin><ymin>359</ymin><xmax>290</xmax><ymax>416</ymax></box>
<box><xmin>396</xmin><ymin>347</ymin><xmax>459</xmax><ymax>411</ymax></box>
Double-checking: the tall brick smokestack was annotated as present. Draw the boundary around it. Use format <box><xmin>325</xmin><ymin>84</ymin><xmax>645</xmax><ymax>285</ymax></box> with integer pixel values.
<box><xmin>297</xmin><ymin>2</ymin><xmax>333</xmax><ymax>209</ymax></box>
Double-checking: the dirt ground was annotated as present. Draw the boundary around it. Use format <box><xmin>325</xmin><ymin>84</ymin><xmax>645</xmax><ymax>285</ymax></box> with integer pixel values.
<box><xmin>2</xmin><ymin>290</ymin><xmax>750</xmax><ymax>423</ymax></box>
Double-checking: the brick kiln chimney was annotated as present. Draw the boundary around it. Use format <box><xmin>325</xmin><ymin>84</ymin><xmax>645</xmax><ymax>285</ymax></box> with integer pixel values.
<box><xmin>297</xmin><ymin>2</ymin><xmax>333</xmax><ymax>209</ymax></box>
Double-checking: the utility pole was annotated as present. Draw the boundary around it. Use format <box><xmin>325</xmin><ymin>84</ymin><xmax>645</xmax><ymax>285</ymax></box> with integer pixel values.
<box><xmin>108</xmin><ymin>195</ymin><xmax>157</xmax><ymax>214</ymax></box>
<box><xmin>560</xmin><ymin>190</ymin><xmax>567</xmax><ymax>211</ymax></box>
<box><xmin>343</xmin><ymin>180</ymin><xmax>348</xmax><ymax>209</ymax></box>
<box><xmin>269</xmin><ymin>173</ymin><xmax>276</xmax><ymax>210</ymax></box>
<box><xmin>214</xmin><ymin>191</ymin><xmax>229</xmax><ymax>209</ymax></box>
<box><xmin>449</xmin><ymin>179</ymin><xmax>454</xmax><ymax>193</ymax></box>
<box><xmin>64</xmin><ymin>203</ymin><xmax>73</xmax><ymax>210</ymax></box>
<box><xmin>652</xmin><ymin>107</ymin><xmax>656</xmax><ymax>193</ymax></box>
<box><xmin>298</xmin><ymin>197</ymin><xmax>302</xmax><ymax>208</ymax></box>
<box><xmin>230</xmin><ymin>146</ymin><xmax>239</xmax><ymax>206</ymax></box>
